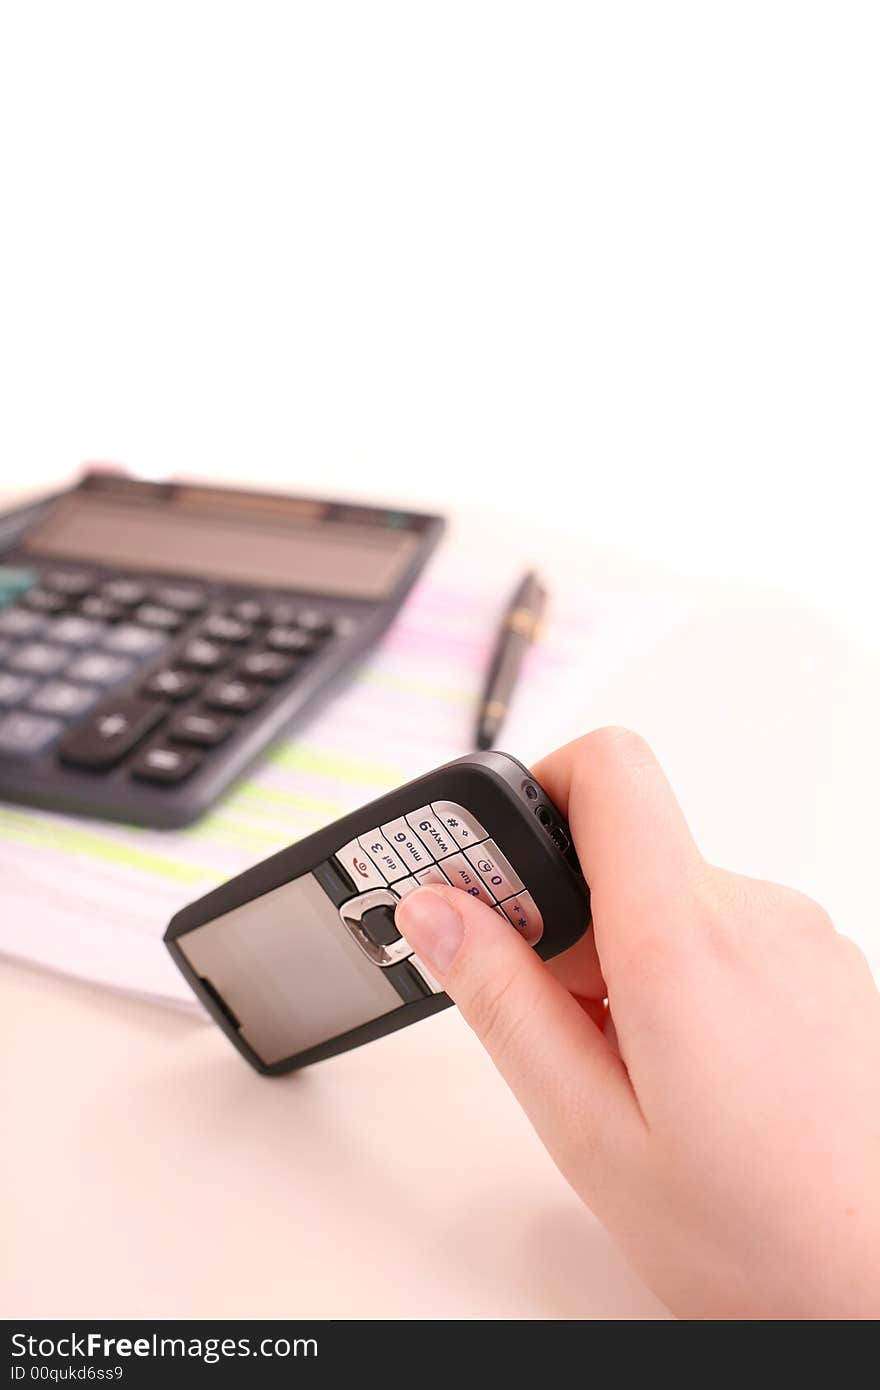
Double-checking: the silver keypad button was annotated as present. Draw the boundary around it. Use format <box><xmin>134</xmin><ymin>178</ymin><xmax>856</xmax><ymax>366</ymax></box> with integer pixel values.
<box><xmin>430</xmin><ymin>801</ymin><xmax>489</xmax><ymax>850</ymax></box>
<box><xmin>464</xmin><ymin>838</ymin><xmax>523</xmax><ymax>899</ymax></box>
<box><xmin>440</xmin><ymin>853</ymin><xmax>495</xmax><ymax>905</ymax></box>
<box><xmin>391</xmin><ymin>875</ymin><xmax>421</xmax><ymax>898</ymax></box>
<box><xmin>499</xmin><ymin>891</ymin><xmax>544</xmax><ymax>946</ymax></box>
<box><xmin>335</xmin><ymin>839</ymin><xmax>387</xmax><ymax>892</ymax></box>
<box><xmin>413</xmin><ymin>864</ymin><xmax>452</xmax><ymax>889</ymax></box>
<box><xmin>406</xmin><ymin>807</ymin><xmax>457</xmax><ymax>860</ymax></box>
<box><xmin>380</xmin><ymin>816</ymin><xmax>432</xmax><ymax>872</ymax></box>
<box><xmin>358</xmin><ymin>832</ymin><xmax>409</xmax><ymax>883</ymax></box>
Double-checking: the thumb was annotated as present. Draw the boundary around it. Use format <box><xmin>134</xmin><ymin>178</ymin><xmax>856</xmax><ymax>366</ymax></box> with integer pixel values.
<box><xmin>395</xmin><ymin>885</ymin><xmax>642</xmax><ymax>1180</ymax></box>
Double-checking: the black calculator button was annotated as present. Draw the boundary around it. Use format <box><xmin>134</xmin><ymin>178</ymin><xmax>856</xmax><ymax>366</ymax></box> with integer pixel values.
<box><xmin>153</xmin><ymin>585</ymin><xmax>205</xmax><ymax>613</ymax></box>
<box><xmin>0</xmin><ymin>710</ymin><xmax>64</xmax><ymax>757</ymax></box>
<box><xmin>0</xmin><ymin>607</ymin><xmax>46</xmax><ymax>638</ymax></box>
<box><xmin>46</xmin><ymin>615</ymin><xmax>105</xmax><ymax>647</ymax></box>
<box><xmin>0</xmin><ymin>673</ymin><xmax>37</xmax><ymax>708</ymax></box>
<box><xmin>43</xmin><ymin>570</ymin><xmax>93</xmax><ymax>597</ymax></box>
<box><xmin>131</xmin><ymin>743</ymin><xmax>204</xmax><ymax>784</ymax></box>
<box><xmin>28</xmin><ymin>681</ymin><xmax>99</xmax><ymax>720</ymax></box>
<box><xmin>202</xmin><ymin>677</ymin><xmax>268</xmax><ymax>713</ymax></box>
<box><xmin>59</xmin><ymin>696</ymin><xmax>165</xmax><ymax>769</ymax></box>
<box><xmin>179</xmin><ymin>638</ymin><xmax>225</xmax><ymax>670</ymax></box>
<box><xmin>9</xmin><ymin>642</ymin><xmax>69</xmax><ymax>676</ymax></box>
<box><xmin>296</xmin><ymin>608</ymin><xmax>333</xmax><ymax>637</ymax></box>
<box><xmin>360</xmin><ymin>904</ymin><xmax>402</xmax><ymax>948</ymax></box>
<box><xmin>66</xmin><ymin>651</ymin><xmax>134</xmax><ymax>686</ymax></box>
<box><xmin>23</xmin><ymin>587</ymin><xmax>68</xmax><ymax>614</ymax></box>
<box><xmin>201</xmin><ymin>614</ymin><xmax>253</xmax><ymax>644</ymax></box>
<box><xmin>167</xmin><ymin>710</ymin><xmax>234</xmax><ymax>746</ymax></box>
<box><xmin>134</xmin><ymin>603</ymin><xmax>185</xmax><ymax>632</ymax></box>
<box><xmin>142</xmin><ymin>668</ymin><xmax>201</xmax><ymax>701</ymax></box>
<box><xmin>79</xmin><ymin>595</ymin><xmax>124</xmax><ymax>623</ymax></box>
<box><xmin>101</xmin><ymin>579</ymin><xmax>146</xmax><ymax>606</ymax></box>
<box><xmin>103</xmin><ymin>624</ymin><xmax>168</xmax><ymax>658</ymax></box>
<box><xmin>266</xmin><ymin>626</ymin><xmax>315</xmax><ymax>655</ymax></box>
<box><xmin>237</xmin><ymin>650</ymin><xmax>293</xmax><ymax>683</ymax></box>
<box><xmin>268</xmin><ymin>602</ymin><xmax>300</xmax><ymax>626</ymax></box>
<box><xmin>228</xmin><ymin>599</ymin><xmax>264</xmax><ymax>624</ymax></box>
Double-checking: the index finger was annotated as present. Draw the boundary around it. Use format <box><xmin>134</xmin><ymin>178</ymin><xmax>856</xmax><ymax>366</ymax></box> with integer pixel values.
<box><xmin>532</xmin><ymin>727</ymin><xmax>703</xmax><ymax>965</ymax></box>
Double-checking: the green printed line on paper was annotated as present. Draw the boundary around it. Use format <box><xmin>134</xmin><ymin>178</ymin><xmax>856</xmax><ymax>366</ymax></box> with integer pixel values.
<box><xmin>265</xmin><ymin>742</ymin><xmax>403</xmax><ymax>787</ymax></box>
<box><xmin>0</xmin><ymin>809</ymin><xmax>209</xmax><ymax>885</ymax></box>
<box><xmin>361</xmin><ymin>670</ymin><xmax>473</xmax><ymax>703</ymax></box>
<box><xmin>227</xmin><ymin>780</ymin><xmax>346</xmax><ymax>820</ymax></box>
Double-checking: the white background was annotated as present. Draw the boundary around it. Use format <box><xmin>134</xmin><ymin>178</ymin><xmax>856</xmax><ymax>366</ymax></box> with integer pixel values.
<box><xmin>2</xmin><ymin>2</ymin><xmax>878</xmax><ymax>1322</ymax></box>
<box><xmin>0</xmin><ymin>1</ymin><xmax>877</xmax><ymax>634</ymax></box>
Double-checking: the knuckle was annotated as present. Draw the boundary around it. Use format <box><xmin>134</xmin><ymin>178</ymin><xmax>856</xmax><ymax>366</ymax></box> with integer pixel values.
<box><xmin>579</xmin><ymin>726</ymin><xmax>657</xmax><ymax>772</ymax></box>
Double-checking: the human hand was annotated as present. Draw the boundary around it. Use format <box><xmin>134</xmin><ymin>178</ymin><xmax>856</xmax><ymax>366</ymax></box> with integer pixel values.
<box><xmin>394</xmin><ymin>728</ymin><xmax>880</xmax><ymax>1319</ymax></box>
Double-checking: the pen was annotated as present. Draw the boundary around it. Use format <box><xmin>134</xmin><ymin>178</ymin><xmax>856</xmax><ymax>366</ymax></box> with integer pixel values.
<box><xmin>475</xmin><ymin>569</ymin><xmax>547</xmax><ymax>751</ymax></box>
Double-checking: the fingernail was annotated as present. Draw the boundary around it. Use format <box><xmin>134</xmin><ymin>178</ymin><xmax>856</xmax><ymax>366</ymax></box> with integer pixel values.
<box><xmin>395</xmin><ymin>887</ymin><xmax>464</xmax><ymax>975</ymax></box>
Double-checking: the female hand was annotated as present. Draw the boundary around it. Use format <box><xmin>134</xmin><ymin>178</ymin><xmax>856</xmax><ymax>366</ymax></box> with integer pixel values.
<box><xmin>395</xmin><ymin>728</ymin><xmax>880</xmax><ymax>1319</ymax></box>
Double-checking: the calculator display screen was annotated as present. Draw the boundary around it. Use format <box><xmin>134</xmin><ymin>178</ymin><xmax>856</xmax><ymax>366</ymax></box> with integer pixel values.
<box><xmin>23</xmin><ymin>492</ymin><xmax>422</xmax><ymax>599</ymax></box>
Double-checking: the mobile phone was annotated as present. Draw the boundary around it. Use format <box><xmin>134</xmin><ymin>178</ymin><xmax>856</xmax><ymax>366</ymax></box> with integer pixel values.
<box><xmin>164</xmin><ymin>750</ymin><xmax>591</xmax><ymax>1073</ymax></box>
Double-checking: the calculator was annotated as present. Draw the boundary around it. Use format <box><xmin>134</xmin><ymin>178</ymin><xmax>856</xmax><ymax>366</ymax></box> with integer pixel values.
<box><xmin>0</xmin><ymin>472</ymin><xmax>444</xmax><ymax>827</ymax></box>
<box><xmin>165</xmin><ymin>751</ymin><xmax>591</xmax><ymax>1072</ymax></box>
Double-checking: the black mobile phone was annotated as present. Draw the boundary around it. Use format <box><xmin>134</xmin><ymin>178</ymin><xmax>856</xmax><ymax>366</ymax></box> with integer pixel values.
<box><xmin>164</xmin><ymin>750</ymin><xmax>591</xmax><ymax>1073</ymax></box>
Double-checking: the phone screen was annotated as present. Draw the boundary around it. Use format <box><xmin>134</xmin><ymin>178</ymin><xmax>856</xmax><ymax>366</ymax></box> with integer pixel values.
<box><xmin>178</xmin><ymin>873</ymin><xmax>402</xmax><ymax>1065</ymax></box>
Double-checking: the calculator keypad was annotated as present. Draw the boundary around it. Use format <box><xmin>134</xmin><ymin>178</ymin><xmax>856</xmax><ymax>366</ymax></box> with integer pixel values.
<box><xmin>0</xmin><ymin>562</ymin><xmax>356</xmax><ymax>800</ymax></box>
<box><xmin>334</xmin><ymin>800</ymin><xmax>545</xmax><ymax>960</ymax></box>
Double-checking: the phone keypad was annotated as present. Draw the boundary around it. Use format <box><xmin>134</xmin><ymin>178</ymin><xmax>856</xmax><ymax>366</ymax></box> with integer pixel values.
<box><xmin>379</xmin><ymin>817</ymin><xmax>432</xmax><ymax>872</ymax></box>
<box><xmin>334</xmin><ymin>800</ymin><xmax>545</xmax><ymax>954</ymax></box>
<box><xmin>336</xmin><ymin>839</ymin><xmax>388</xmax><ymax>893</ymax></box>
<box><xmin>499</xmin><ymin>891</ymin><xmax>543</xmax><ymax>947</ymax></box>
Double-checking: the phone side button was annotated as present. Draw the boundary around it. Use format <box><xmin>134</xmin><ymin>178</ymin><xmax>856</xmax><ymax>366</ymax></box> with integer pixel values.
<box><xmin>334</xmin><ymin>839</ymin><xmax>388</xmax><ymax>891</ymax></box>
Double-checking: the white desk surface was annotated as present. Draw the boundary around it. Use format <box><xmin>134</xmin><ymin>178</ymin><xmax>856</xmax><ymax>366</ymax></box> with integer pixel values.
<box><xmin>2</xmin><ymin>496</ymin><xmax>877</xmax><ymax>1321</ymax></box>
